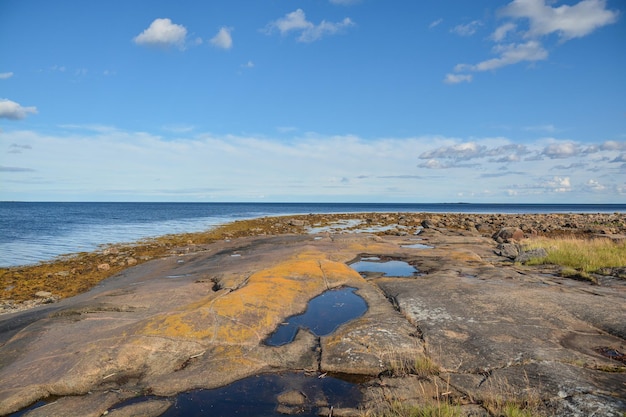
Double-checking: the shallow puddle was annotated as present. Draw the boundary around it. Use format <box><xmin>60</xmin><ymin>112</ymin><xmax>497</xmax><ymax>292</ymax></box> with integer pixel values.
<box><xmin>350</xmin><ymin>259</ymin><xmax>419</xmax><ymax>277</ymax></box>
<box><xmin>107</xmin><ymin>372</ymin><xmax>363</xmax><ymax>417</ymax></box>
<box><xmin>264</xmin><ymin>287</ymin><xmax>367</xmax><ymax>347</ymax></box>
<box><xmin>401</xmin><ymin>243</ymin><xmax>433</xmax><ymax>249</ymax></box>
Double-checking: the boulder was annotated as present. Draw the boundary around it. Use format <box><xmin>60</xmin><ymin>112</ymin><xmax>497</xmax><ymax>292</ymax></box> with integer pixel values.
<box><xmin>35</xmin><ymin>291</ymin><xmax>53</xmax><ymax>298</ymax></box>
<box><xmin>97</xmin><ymin>263</ymin><xmax>111</xmax><ymax>271</ymax></box>
<box><xmin>421</xmin><ymin>219</ymin><xmax>435</xmax><ymax>229</ymax></box>
<box><xmin>493</xmin><ymin>227</ymin><xmax>524</xmax><ymax>242</ymax></box>
<box><xmin>515</xmin><ymin>247</ymin><xmax>548</xmax><ymax>263</ymax></box>
<box><xmin>495</xmin><ymin>243</ymin><xmax>520</xmax><ymax>259</ymax></box>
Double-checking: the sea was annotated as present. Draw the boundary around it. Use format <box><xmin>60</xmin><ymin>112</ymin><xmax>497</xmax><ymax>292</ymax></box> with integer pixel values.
<box><xmin>1</xmin><ymin>202</ymin><xmax>625</xmax><ymax>267</ymax></box>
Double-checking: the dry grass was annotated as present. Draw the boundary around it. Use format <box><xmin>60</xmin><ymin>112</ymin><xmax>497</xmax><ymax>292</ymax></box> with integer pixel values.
<box><xmin>522</xmin><ymin>236</ymin><xmax>626</xmax><ymax>277</ymax></box>
<box><xmin>368</xmin><ymin>401</ymin><xmax>462</xmax><ymax>417</ymax></box>
<box><xmin>478</xmin><ymin>373</ymin><xmax>545</xmax><ymax>417</ymax></box>
<box><xmin>387</xmin><ymin>354</ymin><xmax>440</xmax><ymax>379</ymax></box>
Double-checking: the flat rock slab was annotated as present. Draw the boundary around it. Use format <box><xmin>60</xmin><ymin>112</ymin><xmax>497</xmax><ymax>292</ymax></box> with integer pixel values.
<box><xmin>0</xmin><ymin>229</ymin><xmax>624</xmax><ymax>416</ymax></box>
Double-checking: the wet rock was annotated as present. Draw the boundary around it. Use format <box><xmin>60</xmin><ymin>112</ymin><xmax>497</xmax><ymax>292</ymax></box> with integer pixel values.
<box><xmin>289</xmin><ymin>219</ymin><xmax>306</xmax><ymax>227</ymax></box>
<box><xmin>277</xmin><ymin>389</ymin><xmax>307</xmax><ymax>405</ymax></box>
<box><xmin>275</xmin><ymin>404</ymin><xmax>304</xmax><ymax>415</ymax></box>
<box><xmin>105</xmin><ymin>399</ymin><xmax>173</xmax><ymax>417</ymax></box>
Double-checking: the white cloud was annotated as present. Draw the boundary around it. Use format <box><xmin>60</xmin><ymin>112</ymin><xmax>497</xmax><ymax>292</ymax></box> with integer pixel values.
<box><xmin>447</xmin><ymin>0</ymin><xmax>618</xmax><ymax>83</ymax></box>
<box><xmin>611</xmin><ymin>153</ymin><xmax>626</xmax><ymax>163</ymax></box>
<box><xmin>451</xmin><ymin>20</ymin><xmax>483</xmax><ymax>36</ymax></box>
<box><xmin>601</xmin><ymin>140</ymin><xmax>626</xmax><ymax>151</ymax></box>
<box><xmin>265</xmin><ymin>9</ymin><xmax>355</xmax><ymax>42</ymax></box>
<box><xmin>133</xmin><ymin>18</ymin><xmax>188</xmax><ymax>49</ymax></box>
<box><xmin>0</xmin><ymin>72</ymin><xmax>14</xmax><ymax>80</ymax></box>
<box><xmin>2</xmin><ymin>129</ymin><xmax>624</xmax><ymax>202</ymax></box>
<box><xmin>584</xmin><ymin>179</ymin><xmax>606</xmax><ymax>191</ymax></box>
<box><xmin>419</xmin><ymin>142</ymin><xmax>487</xmax><ymax>160</ymax></box>
<box><xmin>0</xmin><ymin>99</ymin><xmax>38</xmax><ymax>120</ymax></box>
<box><xmin>491</xmin><ymin>22</ymin><xmax>517</xmax><ymax>41</ymax></box>
<box><xmin>456</xmin><ymin>40</ymin><xmax>548</xmax><ymax>72</ymax></box>
<box><xmin>210</xmin><ymin>27</ymin><xmax>233</xmax><ymax>50</ymax></box>
<box><xmin>271</xmin><ymin>9</ymin><xmax>313</xmax><ymax>34</ymax></box>
<box><xmin>429</xmin><ymin>18</ymin><xmax>443</xmax><ymax>29</ymax></box>
<box><xmin>543</xmin><ymin>176</ymin><xmax>572</xmax><ymax>192</ymax></box>
<box><xmin>542</xmin><ymin>142</ymin><xmax>581</xmax><ymax>159</ymax></box>
<box><xmin>444</xmin><ymin>73</ymin><xmax>473</xmax><ymax>84</ymax></box>
<box><xmin>490</xmin><ymin>154</ymin><xmax>521</xmax><ymax>163</ymax></box>
<box><xmin>500</xmin><ymin>0</ymin><xmax>619</xmax><ymax>41</ymax></box>
<box><xmin>418</xmin><ymin>159</ymin><xmax>449</xmax><ymax>169</ymax></box>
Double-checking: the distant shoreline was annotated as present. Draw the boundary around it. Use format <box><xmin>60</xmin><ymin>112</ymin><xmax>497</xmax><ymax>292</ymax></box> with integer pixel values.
<box><xmin>2</xmin><ymin>211</ymin><xmax>625</xmax><ymax>314</ymax></box>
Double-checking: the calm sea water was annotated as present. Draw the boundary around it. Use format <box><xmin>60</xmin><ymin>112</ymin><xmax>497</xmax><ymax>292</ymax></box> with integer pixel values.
<box><xmin>1</xmin><ymin>202</ymin><xmax>624</xmax><ymax>267</ymax></box>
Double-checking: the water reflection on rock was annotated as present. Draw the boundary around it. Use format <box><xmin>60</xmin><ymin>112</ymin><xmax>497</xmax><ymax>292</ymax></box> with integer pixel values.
<box><xmin>264</xmin><ymin>287</ymin><xmax>367</xmax><ymax>346</ymax></box>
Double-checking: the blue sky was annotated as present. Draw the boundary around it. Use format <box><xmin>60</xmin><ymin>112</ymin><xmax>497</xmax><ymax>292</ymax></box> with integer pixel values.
<box><xmin>1</xmin><ymin>0</ymin><xmax>624</xmax><ymax>203</ymax></box>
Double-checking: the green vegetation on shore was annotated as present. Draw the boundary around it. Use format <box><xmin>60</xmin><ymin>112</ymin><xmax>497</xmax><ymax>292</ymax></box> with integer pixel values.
<box><xmin>522</xmin><ymin>236</ymin><xmax>626</xmax><ymax>280</ymax></box>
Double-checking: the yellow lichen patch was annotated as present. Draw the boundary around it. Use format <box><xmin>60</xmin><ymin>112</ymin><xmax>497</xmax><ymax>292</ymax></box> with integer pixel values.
<box><xmin>447</xmin><ymin>249</ymin><xmax>485</xmax><ymax>263</ymax></box>
<box><xmin>139</xmin><ymin>250</ymin><xmax>362</xmax><ymax>345</ymax></box>
<box><xmin>318</xmin><ymin>258</ymin><xmax>364</xmax><ymax>285</ymax></box>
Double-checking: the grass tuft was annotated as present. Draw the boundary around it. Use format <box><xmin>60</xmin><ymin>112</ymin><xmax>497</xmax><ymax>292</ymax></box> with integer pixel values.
<box><xmin>522</xmin><ymin>237</ymin><xmax>626</xmax><ymax>279</ymax></box>
<box><xmin>385</xmin><ymin>351</ymin><xmax>440</xmax><ymax>378</ymax></box>
<box><xmin>370</xmin><ymin>401</ymin><xmax>462</xmax><ymax>417</ymax></box>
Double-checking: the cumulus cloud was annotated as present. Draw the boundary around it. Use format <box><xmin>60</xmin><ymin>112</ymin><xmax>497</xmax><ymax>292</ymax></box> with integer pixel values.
<box><xmin>500</xmin><ymin>0</ymin><xmax>619</xmax><ymax>41</ymax></box>
<box><xmin>543</xmin><ymin>176</ymin><xmax>571</xmax><ymax>192</ymax></box>
<box><xmin>210</xmin><ymin>27</ymin><xmax>233</xmax><ymax>49</ymax></box>
<box><xmin>584</xmin><ymin>179</ymin><xmax>606</xmax><ymax>191</ymax></box>
<box><xmin>419</xmin><ymin>142</ymin><xmax>486</xmax><ymax>161</ymax></box>
<box><xmin>451</xmin><ymin>20</ymin><xmax>482</xmax><ymax>36</ymax></box>
<box><xmin>0</xmin><ymin>99</ymin><xmax>38</xmax><ymax>120</ymax></box>
<box><xmin>265</xmin><ymin>9</ymin><xmax>355</xmax><ymax>42</ymax></box>
<box><xmin>601</xmin><ymin>141</ymin><xmax>626</xmax><ymax>151</ymax></box>
<box><xmin>542</xmin><ymin>142</ymin><xmax>581</xmax><ymax>159</ymax></box>
<box><xmin>447</xmin><ymin>0</ymin><xmax>618</xmax><ymax>83</ymax></box>
<box><xmin>133</xmin><ymin>18</ymin><xmax>187</xmax><ymax>49</ymax></box>
<box><xmin>0</xmin><ymin>72</ymin><xmax>14</xmax><ymax>80</ymax></box>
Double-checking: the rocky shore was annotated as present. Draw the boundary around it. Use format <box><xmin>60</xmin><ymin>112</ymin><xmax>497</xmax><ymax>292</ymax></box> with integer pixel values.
<box><xmin>0</xmin><ymin>212</ymin><xmax>625</xmax><ymax>416</ymax></box>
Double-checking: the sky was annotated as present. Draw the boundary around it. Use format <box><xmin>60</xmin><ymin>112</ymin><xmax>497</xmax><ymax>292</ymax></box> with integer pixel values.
<box><xmin>1</xmin><ymin>0</ymin><xmax>625</xmax><ymax>203</ymax></box>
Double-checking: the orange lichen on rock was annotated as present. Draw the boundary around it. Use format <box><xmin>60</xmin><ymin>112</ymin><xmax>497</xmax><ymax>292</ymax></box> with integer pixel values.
<box><xmin>140</xmin><ymin>250</ymin><xmax>365</xmax><ymax>345</ymax></box>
